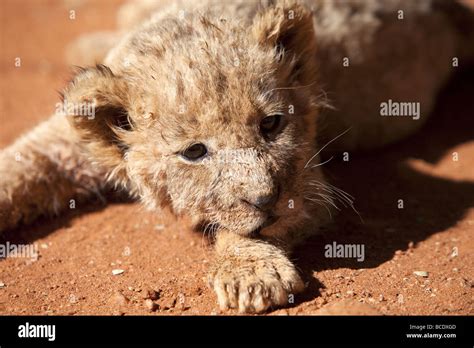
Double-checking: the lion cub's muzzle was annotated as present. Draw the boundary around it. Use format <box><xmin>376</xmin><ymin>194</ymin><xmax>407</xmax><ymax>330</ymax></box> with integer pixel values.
<box><xmin>241</xmin><ymin>186</ymin><xmax>281</xmax><ymax>236</ymax></box>
<box><xmin>240</xmin><ymin>187</ymin><xmax>279</xmax><ymax>212</ymax></box>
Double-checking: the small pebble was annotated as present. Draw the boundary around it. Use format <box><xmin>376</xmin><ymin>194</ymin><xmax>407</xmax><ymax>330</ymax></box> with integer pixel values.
<box><xmin>451</xmin><ymin>248</ymin><xmax>458</xmax><ymax>258</ymax></box>
<box><xmin>176</xmin><ymin>292</ymin><xmax>187</xmax><ymax>309</ymax></box>
<box><xmin>0</xmin><ymin>282</ymin><xmax>5</xmax><ymax>288</ymax></box>
<box><xmin>414</xmin><ymin>271</ymin><xmax>429</xmax><ymax>277</ymax></box>
<box><xmin>112</xmin><ymin>269</ymin><xmax>125</xmax><ymax>276</ymax></box>
<box><xmin>112</xmin><ymin>292</ymin><xmax>129</xmax><ymax>306</ymax></box>
<box><xmin>144</xmin><ymin>299</ymin><xmax>159</xmax><ymax>312</ymax></box>
<box><xmin>316</xmin><ymin>297</ymin><xmax>327</xmax><ymax>306</ymax></box>
<box><xmin>68</xmin><ymin>294</ymin><xmax>78</xmax><ymax>304</ymax></box>
<box><xmin>143</xmin><ymin>289</ymin><xmax>160</xmax><ymax>300</ymax></box>
<box><xmin>160</xmin><ymin>297</ymin><xmax>177</xmax><ymax>309</ymax></box>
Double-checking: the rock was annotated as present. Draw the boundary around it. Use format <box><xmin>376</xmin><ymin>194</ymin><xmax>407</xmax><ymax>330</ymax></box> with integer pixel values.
<box><xmin>143</xmin><ymin>289</ymin><xmax>160</xmax><ymax>300</ymax></box>
<box><xmin>315</xmin><ymin>297</ymin><xmax>327</xmax><ymax>306</ymax></box>
<box><xmin>112</xmin><ymin>292</ymin><xmax>129</xmax><ymax>306</ymax></box>
<box><xmin>176</xmin><ymin>293</ymin><xmax>189</xmax><ymax>310</ymax></box>
<box><xmin>192</xmin><ymin>287</ymin><xmax>203</xmax><ymax>296</ymax></box>
<box><xmin>160</xmin><ymin>296</ymin><xmax>177</xmax><ymax>309</ymax></box>
<box><xmin>144</xmin><ymin>299</ymin><xmax>159</xmax><ymax>312</ymax></box>
<box><xmin>68</xmin><ymin>294</ymin><xmax>78</xmax><ymax>304</ymax></box>
<box><xmin>414</xmin><ymin>271</ymin><xmax>429</xmax><ymax>277</ymax></box>
<box><xmin>0</xmin><ymin>282</ymin><xmax>5</xmax><ymax>288</ymax></box>
<box><xmin>112</xmin><ymin>269</ymin><xmax>125</xmax><ymax>276</ymax></box>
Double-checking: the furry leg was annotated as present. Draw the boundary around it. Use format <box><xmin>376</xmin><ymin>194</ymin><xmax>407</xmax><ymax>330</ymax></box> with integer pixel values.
<box><xmin>0</xmin><ymin>114</ymin><xmax>107</xmax><ymax>233</ymax></box>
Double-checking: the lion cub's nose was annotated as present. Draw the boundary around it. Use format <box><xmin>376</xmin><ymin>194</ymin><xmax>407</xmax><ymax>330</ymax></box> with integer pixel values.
<box><xmin>243</xmin><ymin>190</ymin><xmax>279</xmax><ymax>211</ymax></box>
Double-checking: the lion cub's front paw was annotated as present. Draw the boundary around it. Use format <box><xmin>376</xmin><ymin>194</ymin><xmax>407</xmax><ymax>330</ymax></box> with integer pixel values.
<box><xmin>209</xmin><ymin>255</ymin><xmax>305</xmax><ymax>313</ymax></box>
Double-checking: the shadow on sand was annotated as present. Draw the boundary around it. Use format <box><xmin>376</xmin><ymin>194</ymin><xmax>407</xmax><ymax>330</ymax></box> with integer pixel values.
<box><xmin>294</xmin><ymin>68</ymin><xmax>474</xmax><ymax>301</ymax></box>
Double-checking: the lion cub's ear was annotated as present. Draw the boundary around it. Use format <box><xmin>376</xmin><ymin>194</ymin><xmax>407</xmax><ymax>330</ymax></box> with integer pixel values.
<box><xmin>62</xmin><ymin>64</ymin><xmax>131</xmax><ymax>174</ymax></box>
<box><xmin>251</xmin><ymin>1</ymin><xmax>317</xmax><ymax>85</ymax></box>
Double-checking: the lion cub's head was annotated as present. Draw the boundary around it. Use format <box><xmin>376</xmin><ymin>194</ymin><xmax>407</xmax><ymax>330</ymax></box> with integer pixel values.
<box><xmin>64</xmin><ymin>2</ymin><xmax>326</xmax><ymax>238</ymax></box>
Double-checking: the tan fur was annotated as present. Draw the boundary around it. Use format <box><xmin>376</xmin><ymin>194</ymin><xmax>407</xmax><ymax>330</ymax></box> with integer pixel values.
<box><xmin>2</xmin><ymin>0</ymin><xmax>473</xmax><ymax>313</ymax></box>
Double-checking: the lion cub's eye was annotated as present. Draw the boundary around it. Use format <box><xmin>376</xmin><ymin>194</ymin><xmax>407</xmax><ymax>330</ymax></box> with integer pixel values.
<box><xmin>181</xmin><ymin>143</ymin><xmax>208</xmax><ymax>161</ymax></box>
<box><xmin>260</xmin><ymin>114</ymin><xmax>285</xmax><ymax>139</ymax></box>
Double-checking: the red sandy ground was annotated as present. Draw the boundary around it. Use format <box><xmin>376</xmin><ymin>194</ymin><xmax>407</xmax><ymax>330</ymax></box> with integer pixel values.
<box><xmin>0</xmin><ymin>0</ymin><xmax>473</xmax><ymax>315</ymax></box>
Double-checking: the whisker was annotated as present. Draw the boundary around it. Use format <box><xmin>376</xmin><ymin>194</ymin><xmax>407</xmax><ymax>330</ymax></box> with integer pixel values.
<box><xmin>304</xmin><ymin>196</ymin><xmax>333</xmax><ymax>220</ymax></box>
<box><xmin>200</xmin><ymin>213</ymin><xmax>220</xmax><ymax>250</ymax></box>
<box><xmin>308</xmin><ymin>182</ymin><xmax>353</xmax><ymax>207</ymax></box>
<box><xmin>309</xmin><ymin>192</ymin><xmax>340</xmax><ymax>211</ymax></box>
<box><xmin>304</xmin><ymin>127</ymin><xmax>352</xmax><ymax>169</ymax></box>
<box><xmin>267</xmin><ymin>80</ymin><xmax>317</xmax><ymax>93</ymax></box>
<box><xmin>305</xmin><ymin>179</ymin><xmax>363</xmax><ymax>222</ymax></box>
<box><xmin>310</xmin><ymin>155</ymin><xmax>333</xmax><ymax>168</ymax></box>
<box><xmin>323</xmin><ymin>182</ymin><xmax>355</xmax><ymax>203</ymax></box>
<box><xmin>309</xmin><ymin>180</ymin><xmax>354</xmax><ymax>202</ymax></box>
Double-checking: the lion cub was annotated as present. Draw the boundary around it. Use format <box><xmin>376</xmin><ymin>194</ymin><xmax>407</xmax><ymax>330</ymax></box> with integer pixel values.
<box><xmin>1</xmin><ymin>0</ymin><xmax>472</xmax><ymax>313</ymax></box>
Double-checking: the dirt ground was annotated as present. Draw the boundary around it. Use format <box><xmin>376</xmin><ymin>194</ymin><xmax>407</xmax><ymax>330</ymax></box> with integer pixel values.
<box><xmin>0</xmin><ymin>0</ymin><xmax>473</xmax><ymax>316</ymax></box>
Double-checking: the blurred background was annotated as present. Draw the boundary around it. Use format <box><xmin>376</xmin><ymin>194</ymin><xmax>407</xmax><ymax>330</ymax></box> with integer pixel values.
<box><xmin>0</xmin><ymin>0</ymin><xmax>126</xmax><ymax>146</ymax></box>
